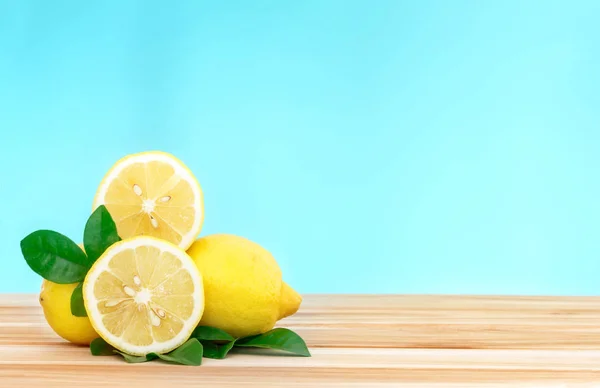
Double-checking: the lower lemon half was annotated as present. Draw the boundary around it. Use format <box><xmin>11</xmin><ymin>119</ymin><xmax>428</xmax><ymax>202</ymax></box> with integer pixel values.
<box><xmin>82</xmin><ymin>236</ymin><xmax>204</xmax><ymax>356</ymax></box>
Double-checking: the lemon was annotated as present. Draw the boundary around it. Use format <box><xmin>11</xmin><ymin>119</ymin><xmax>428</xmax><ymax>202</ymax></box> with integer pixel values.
<box><xmin>187</xmin><ymin>234</ymin><xmax>302</xmax><ymax>338</ymax></box>
<box><xmin>82</xmin><ymin>236</ymin><xmax>204</xmax><ymax>355</ymax></box>
<box><xmin>39</xmin><ymin>280</ymin><xmax>98</xmax><ymax>345</ymax></box>
<box><xmin>93</xmin><ymin>151</ymin><xmax>204</xmax><ymax>250</ymax></box>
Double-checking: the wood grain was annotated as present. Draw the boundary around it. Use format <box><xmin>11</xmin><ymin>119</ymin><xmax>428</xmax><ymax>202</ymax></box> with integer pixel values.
<box><xmin>3</xmin><ymin>294</ymin><xmax>600</xmax><ymax>386</ymax></box>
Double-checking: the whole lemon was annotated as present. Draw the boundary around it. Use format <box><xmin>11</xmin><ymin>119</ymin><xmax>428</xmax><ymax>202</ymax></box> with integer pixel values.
<box><xmin>187</xmin><ymin>234</ymin><xmax>302</xmax><ymax>338</ymax></box>
<box><xmin>39</xmin><ymin>279</ymin><xmax>98</xmax><ymax>345</ymax></box>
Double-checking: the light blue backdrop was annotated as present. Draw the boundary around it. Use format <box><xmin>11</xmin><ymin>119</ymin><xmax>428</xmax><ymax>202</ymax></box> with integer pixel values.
<box><xmin>1</xmin><ymin>0</ymin><xmax>599</xmax><ymax>294</ymax></box>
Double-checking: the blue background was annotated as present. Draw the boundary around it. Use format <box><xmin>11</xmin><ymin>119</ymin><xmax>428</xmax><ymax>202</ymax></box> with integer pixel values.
<box><xmin>1</xmin><ymin>0</ymin><xmax>599</xmax><ymax>294</ymax></box>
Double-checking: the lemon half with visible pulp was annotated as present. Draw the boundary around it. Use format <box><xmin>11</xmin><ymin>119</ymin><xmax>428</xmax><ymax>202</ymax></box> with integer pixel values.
<box><xmin>93</xmin><ymin>151</ymin><xmax>204</xmax><ymax>250</ymax></box>
<box><xmin>83</xmin><ymin>236</ymin><xmax>204</xmax><ymax>356</ymax></box>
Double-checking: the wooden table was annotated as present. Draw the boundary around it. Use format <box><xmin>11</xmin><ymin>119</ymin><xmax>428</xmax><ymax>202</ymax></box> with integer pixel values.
<box><xmin>2</xmin><ymin>294</ymin><xmax>600</xmax><ymax>387</ymax></box>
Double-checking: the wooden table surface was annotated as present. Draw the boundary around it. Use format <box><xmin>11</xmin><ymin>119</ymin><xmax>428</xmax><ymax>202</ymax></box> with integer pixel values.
<box><xmin>3</xmin><ymin>294</ymin><xmax>600</xmax><ymax>387</ymax></box>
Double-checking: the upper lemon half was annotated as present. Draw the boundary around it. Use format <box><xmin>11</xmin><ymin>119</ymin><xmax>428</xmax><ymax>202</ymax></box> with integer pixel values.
<box><xmin>92</xmin><ymin>151</ymin><xmax>204</xmax><ymax>250</ymax></box>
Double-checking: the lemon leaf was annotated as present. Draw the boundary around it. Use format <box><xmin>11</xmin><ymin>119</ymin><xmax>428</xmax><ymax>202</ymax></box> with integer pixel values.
<box><xmin>192</xmin><ymin>326</ymin><xmax>235</xmax><ymax>342</ymax></box>
<box><xmin>84</xmin><ymin>205</ymin><xmax>121</xmax><ymax>263</ymax></box>
<box><xmin>90</xmin><ymin>338</ymin><xmax>114</xmax><ymax>356</ymax></box>
<box><xmin>115</xmin><ymin>351</ymin><xmax>157</xmax><ymax>363</ymax></box>
<box><xmin>70</xmin><ymin>283</ymin><xmax>86</xmax><ymax>317</ymax></box>
<box><xmin>201</xmin><ymin>340</ymin><xmax>235</xmax><ymax>359</ymax></box>
<box><xmin>235</xmin><ymin>328</ymin><xmax>311</xmax><ymax>357</ymax></box>
<box><xmin>192</xmin><ymin>326</ymin><xmax>235</xmax><ymax>359</ymax></box>
<box><xmin>155</xmin><ymin>338</ymin><xmax>203</xmax><ymax>366</ymax></box>
<box><xmin>105</xmin><ymin>340</ymin><xmax>203</xmax><ymax>366</ymax></box>
<box><xmin>20</xmin><ymin>230</ymin><xmax>90</xmax><ymax>283</ymax></box>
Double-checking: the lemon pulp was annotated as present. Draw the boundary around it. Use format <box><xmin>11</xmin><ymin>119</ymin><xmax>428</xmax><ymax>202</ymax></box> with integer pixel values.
<box><xmin>93</xmin><ymin>151</ymin><xmax>204</xmax><ymax>250</ymax></box>
<box><xmin>83</xmin><ymin>236</ymin><xmax>204</xmax><ymax>355</ymax></box>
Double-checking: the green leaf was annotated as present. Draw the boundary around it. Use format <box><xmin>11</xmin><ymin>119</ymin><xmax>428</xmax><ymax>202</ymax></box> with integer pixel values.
<box><xmin>84</xmin><ymin>205</ymin><xmax>121</xmax><ymax>263</ymax></box>
<box><xmin>92</xmin><ymin>339</ymin><xmax>203</xmax><ymax>366</ymax></box>
<box><xmin>192</xmin><ymin>326</ymin><xmax>235</xmax><ymax>359</ymax></box>
<box><xmin>70</xmin><ymin>283</ymin><xmax>86</xmax><ymax>317</ymax></box>
<box><xmin>90</xmin><ymin>338</ymin><xmax>114</xmax><ymax>356</ymax></box>
<box><xmin>20</xmin><ymin>230</ymin><xmax>90</xmax><ymax>283</ymax></box>
<box><xmin>114</xmin><ymin>351</ymin><xmax>158</xmax><ymax>363</ymax></box>
<box><xmin>155</xmin><ymin>338</ymin><xmax>203</xmax><ymax>366</ymax></box>
<box><xmin>192</xmin><ymin>326</ymin><xmax>235</xmax><ymax>342</ymax></box>
<box><xmin>235</xmin><ymin>328</ymin><xmax>311</xmax><ymax>357</ymax></box>
<box><xmin>201</xmin><ymin>340</ymin><xmax>235</xmax><ymax>359</ymax></box>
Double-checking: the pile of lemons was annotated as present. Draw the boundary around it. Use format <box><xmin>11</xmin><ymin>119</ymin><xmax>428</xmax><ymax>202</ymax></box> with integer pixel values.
<box><xmin>39</xmin><ymin>151</ymin><xmax>301</xmax><ymax>356</ymax></box>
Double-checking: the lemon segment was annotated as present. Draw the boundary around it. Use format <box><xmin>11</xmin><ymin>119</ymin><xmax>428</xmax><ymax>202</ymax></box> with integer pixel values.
<box><xmin>83</xmin><ymin>236</ymin><xmax>204</xmax><ymax>356</ymax></box>
<box><xmin>92</xmin><ymin>151</ymin><xmax>204</xmax><ymax>250</ymax></box>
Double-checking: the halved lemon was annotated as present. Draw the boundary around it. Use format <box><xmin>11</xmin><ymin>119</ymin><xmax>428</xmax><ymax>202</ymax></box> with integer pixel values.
<box><xmin>83</xmin><ymin>236</ymin><xmax>204</xmax><ymax>356</ymax></box>
<box><xmin>93</xmin><ymin>151</ymin><xmax>204</xmax><ymax>250</ymax></box>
